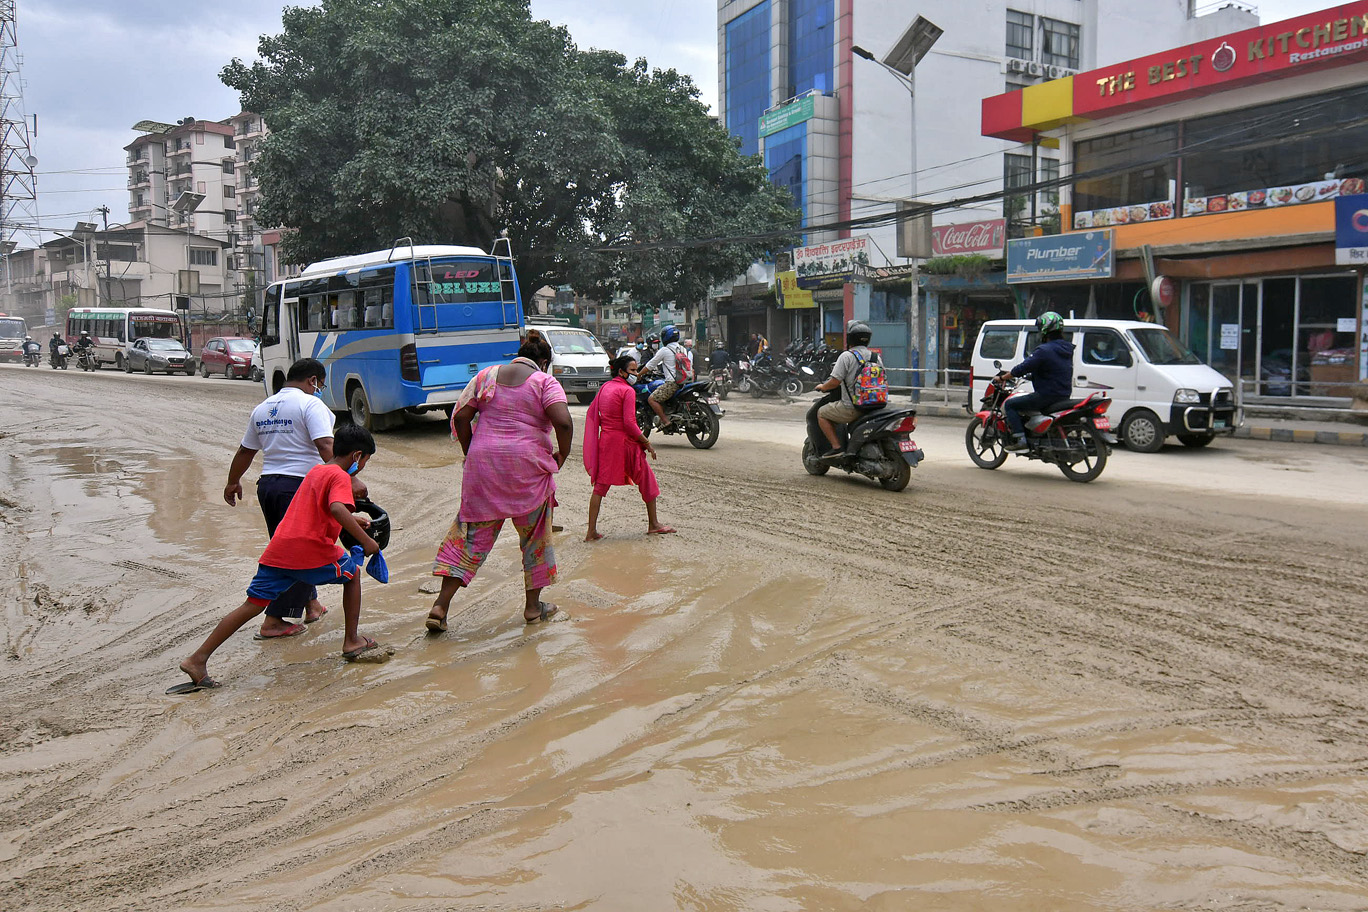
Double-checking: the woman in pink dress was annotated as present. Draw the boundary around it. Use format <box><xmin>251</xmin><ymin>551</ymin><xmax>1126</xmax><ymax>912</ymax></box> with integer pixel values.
<box><xmin>426</xmin><ymin>336</ymin><xmax>573</xmax><ymax>631</ymax></box>
<box><xmin>583</xmin><ymin>355</ymin><xmax>675</xmax><ymax>540</ymax></box>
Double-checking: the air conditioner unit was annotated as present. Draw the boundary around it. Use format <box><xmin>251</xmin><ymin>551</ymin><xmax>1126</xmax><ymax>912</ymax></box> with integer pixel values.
<box><xmin>1008</xmin><ymin>58</ymin><xmax>1027</xmax><ymax>73</ymax></box>
<box><xmin>1027</xmin><ymin>61</ymin><xmax>1043</xmax><ymax>77</ymax></box>
<box><xmin>1047</xmin><ymin>66</ymin><xmax>1064</xmax><ymax>79</ymax></box>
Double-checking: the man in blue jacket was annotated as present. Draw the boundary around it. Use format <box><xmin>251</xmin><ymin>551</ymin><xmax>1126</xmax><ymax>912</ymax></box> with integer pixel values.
<box><xmin>999</xmin><ymin>311</ymin><xmax>1074</xmax><ymax>451</ymax></box>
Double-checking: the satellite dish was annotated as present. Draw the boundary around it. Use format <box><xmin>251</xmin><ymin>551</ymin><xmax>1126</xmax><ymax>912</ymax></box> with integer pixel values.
<box><xmin>24</xmin><ymin>154</ymin><xmax>36</xmax><ymax>168</ymax></box>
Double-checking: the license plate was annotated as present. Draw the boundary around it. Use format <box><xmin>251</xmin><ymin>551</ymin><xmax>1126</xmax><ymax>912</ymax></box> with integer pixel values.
<box><xmin>586</xmin><ymin>381</ymin><xmax>600</xmax><ymax>390</ymax></box>
<box><xmin>706</xmin><ymin>397</ymin><xmax>719</xmax><ymax>405</ymax></box>
<box><xmin>898</xmin><ymin>439</ymin><xmax>918</xmax><ymax>452</ymax></box>
<box><xmin>1094</xmin><ymin>417</ymin><xmax>1111</xmax><ymax>430</ymax></box>
<box><xmin>1213</xmin><ymin>419</ymin><xmax>1227</xmax><ymax>429</ymax></box>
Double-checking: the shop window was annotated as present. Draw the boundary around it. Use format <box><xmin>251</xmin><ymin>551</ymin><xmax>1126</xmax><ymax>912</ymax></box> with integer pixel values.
<box><xmin>1073</xmin><ymin>125</ymin><xmax>1178</xmax><ymax>214</ymax></box>
<box><xmin>979</xmin><ymin>327</ymin><xmax>1019</xmax><ymax>360</ymax></box>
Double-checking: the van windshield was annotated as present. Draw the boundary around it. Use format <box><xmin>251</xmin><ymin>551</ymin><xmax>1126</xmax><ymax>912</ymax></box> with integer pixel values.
<box><xmin>1128</xmin><ymin>327</ymin><xmax>1201</xmax><ymax>365</ymax></box>
<box><xmin>547</xmin><ymin>330</ymin><xmax>603</xmax><ymax>354</ymax></box>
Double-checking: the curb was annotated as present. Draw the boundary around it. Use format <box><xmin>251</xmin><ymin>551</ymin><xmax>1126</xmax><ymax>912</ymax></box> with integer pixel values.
<box><xmin>909</xmin><ymin>404</ymin><xmax>1368</xmax><ymax>447</ymax></box>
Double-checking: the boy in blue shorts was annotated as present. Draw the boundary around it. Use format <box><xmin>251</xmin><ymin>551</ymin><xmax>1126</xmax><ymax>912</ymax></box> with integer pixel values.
<box><xmin>171</xmin><ymin>425</ymin><xmax>383</xmax><ymax>693</ymax></box>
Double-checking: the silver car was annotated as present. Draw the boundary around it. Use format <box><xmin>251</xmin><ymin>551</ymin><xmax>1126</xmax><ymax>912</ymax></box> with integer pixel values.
<box><xmin>125</xmin><ymin>337</ymin><xmax>195</xmax><ymax>375</ymax></box>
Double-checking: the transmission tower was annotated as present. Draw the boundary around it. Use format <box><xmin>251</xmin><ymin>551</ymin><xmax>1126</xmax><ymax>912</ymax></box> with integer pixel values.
<box><xmin>0</xmin><ymin>0</ymin><xmax>38</xmax><ymax>248</ymax></box>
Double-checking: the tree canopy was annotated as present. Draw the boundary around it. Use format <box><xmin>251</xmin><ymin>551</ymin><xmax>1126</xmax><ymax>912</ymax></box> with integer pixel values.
<box><xmin>222</xmin><ymin>0</ymin><xmax>800</xmax><ymax>304</ymax></box>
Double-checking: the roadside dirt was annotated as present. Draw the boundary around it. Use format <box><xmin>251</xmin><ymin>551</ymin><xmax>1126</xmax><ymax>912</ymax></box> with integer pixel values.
<box><xmin>3</xmin><ymin>365</ymin><xmax>1368</xmax><ymax>911</ymax></box>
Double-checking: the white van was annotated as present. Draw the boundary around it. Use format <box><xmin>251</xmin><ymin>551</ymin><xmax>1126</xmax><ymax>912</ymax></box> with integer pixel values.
<box><xmin>970</xmin><ymin>319</ymin><xmax>1241</xmax><ymax>451</ymax></box>
<box><xmin>525</xmin><ymin>322</ymin><xmax>611</xmax><ymax>403</ymax></box>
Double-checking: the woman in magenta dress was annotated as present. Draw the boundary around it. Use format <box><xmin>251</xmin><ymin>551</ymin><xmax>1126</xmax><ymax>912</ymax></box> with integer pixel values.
<box><xmin>583</xmin><ymin>355</ymin><xmax>675</xmax><ymax>540</ymax></box>
<box><xmin>426</xmin><ymin>336</ymin><xmax>574</xmax><ymax>631</ymax></box>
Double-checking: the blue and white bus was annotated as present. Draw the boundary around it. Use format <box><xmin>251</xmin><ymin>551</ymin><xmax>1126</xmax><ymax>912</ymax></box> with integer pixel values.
<box><xmin>258</xmin><ymin>240</ymin><xmax>525</xmax><ymax>430</ymax></box>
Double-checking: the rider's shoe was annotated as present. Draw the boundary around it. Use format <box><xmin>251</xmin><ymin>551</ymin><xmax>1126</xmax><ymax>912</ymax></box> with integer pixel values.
<box><xmin>1003</xmin><ymin>436</ymin><xmax>1028</xmax><ymax>452</ymax></box>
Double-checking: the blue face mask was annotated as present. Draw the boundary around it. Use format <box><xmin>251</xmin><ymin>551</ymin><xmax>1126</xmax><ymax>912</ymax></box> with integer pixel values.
<box><xmin>314</xmin><ymin>388</ymin><xmax>325</xmax><ymax>398</ymax></box>
<box><xmin>347</xmin><ymin>459</ymin><xmax>360</xmax><ymax>476</ymax></box>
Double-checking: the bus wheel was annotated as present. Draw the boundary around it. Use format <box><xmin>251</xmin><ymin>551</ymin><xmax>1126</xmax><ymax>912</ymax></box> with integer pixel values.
<box><xmin>349</xmin><ymin>385</ymin><xmax>374</xmax><ymax>430</ymax></box>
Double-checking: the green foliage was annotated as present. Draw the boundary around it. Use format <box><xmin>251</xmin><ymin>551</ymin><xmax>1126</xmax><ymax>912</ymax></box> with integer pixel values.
<box><xmin>920</xmin><ymin>255</ymin><xmax>995</xmax><ymax>277</ymax></box>
<box><xmin>222</xmin><ymin>0</ymin><xmax>799</xmax><ymax>303</ymax></box>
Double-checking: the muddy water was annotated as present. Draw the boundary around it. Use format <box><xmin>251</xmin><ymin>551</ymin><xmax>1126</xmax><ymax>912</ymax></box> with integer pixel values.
<box><xmin>3</xmin><ymin>366</ymin><xmax>1368</xmax><ymax>910</ymax></box>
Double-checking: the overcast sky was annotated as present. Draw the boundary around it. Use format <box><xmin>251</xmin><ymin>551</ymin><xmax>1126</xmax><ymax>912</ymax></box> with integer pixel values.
<box><xmin>12</xmin><ymin>0</ymin><xmax>1331</xmax><ymax>245</ymax></box>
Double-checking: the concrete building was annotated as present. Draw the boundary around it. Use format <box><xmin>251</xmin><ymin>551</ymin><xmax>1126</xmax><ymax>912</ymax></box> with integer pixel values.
<box><xmin>713</xmin><ymin>0</ymin><xmax>1258</xmax><ymax>375</ymax></box>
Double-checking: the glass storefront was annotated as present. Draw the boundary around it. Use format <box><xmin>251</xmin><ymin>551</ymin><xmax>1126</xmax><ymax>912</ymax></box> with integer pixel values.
<box><xmin>1186</xmin><ymin>274</ymin><xmax>1358</xmax><ymax>398</ymax></box>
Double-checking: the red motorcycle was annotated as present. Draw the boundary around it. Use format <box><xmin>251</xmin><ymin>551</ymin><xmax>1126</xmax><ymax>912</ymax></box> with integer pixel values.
<box><xmin>965</xmin><ymin>368</ymin><xmax>1116</xmax><ymax>483</ymax></box>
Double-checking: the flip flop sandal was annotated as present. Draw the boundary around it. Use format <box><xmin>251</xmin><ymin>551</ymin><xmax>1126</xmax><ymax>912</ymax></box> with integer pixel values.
<box><xmin>254</xmin><ymin>623</ymin><xmax>306</xmax><ymax>640</ymax></box>
<box><xmin>425</xmin><ymin>613</ymin><xmax>448</xmax><ymax>633</ymax></box>
<box><xmin>525</xmin><ymin>602</ymin><xmax>560</xmax><ymax>624</ymax></box>
<box><xmin>342</xmin><ymin>637</ymin><xmax>380</xmax><ymax>661</ymax></box>
<box><xmin>166</xmin><ymin>676</ymin><xmax>220</xmax><ymax>695</ymax></box>
<box><xmin>304</xmin><ymin>607</ymin><xmax>328</xmax><ymax>624</ymax></box>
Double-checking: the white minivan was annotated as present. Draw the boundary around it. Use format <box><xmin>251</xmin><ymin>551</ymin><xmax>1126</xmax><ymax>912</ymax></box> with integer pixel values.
<box><xmin>970</xmin><ymin>319</ymin><xmax>1242</xmax><ymax>451</ymax></box>
<box><xmin>525</xmin><ymin>321</ymin><xmax>611</xmax><ymax>404</ymax></box>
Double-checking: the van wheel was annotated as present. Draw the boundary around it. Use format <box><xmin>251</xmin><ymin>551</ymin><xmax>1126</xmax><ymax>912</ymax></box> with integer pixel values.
<box><xmin>1177</xmin><ymin>433</ymin><xmax>1215</xmax><ymax>448</ymax></box>
<box><xmin>575</xmin><ymin>392</ymin><xmax>596</xmax><ymax>404</ymax></box>
<box><xmin>349</xmin><ymin>385</ymin><xmax>374</xmax><ymax>431</ymax></box>
<box><xmin>1121</xmin><ymin>409</ymin><xmax>1165</xmax><ymax>453</ymax></box>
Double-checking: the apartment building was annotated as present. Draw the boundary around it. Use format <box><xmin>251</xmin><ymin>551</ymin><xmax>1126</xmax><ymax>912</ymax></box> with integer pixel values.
<box><xmin>713</xmin><ymin>0</ymin><xmax>1258</xmax><ymax>372</ymax></box>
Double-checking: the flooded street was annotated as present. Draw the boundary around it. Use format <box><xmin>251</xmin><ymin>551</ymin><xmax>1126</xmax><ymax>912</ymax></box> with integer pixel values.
<box><xmin>3</xmin><ymin>364</ymin><xmax>1368</xmax><ymax>911</ymax></box>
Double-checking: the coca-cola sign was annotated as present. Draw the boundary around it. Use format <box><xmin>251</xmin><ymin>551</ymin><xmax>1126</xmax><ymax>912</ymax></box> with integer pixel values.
<box><xmin>931</xmin><ymin>219</ymin><xmax>1006</xmax><ymax>257</ymax></box>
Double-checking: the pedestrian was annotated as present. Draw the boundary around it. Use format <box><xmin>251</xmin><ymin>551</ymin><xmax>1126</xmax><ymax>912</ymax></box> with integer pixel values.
<box><xmin>424</xmin><ymin>335</ymin><xmax>574</xmax><ymax>632</ymax></box>
<box><xmin>583</xmin><ymin>355</ymin><xmax>674</xmax><ymax>540</ymax></box>
<box><xmin>170</xmin><ymin>425</ymin><xmax>384</xmax><ymax>694</ymax></box>
<box><xmin>223</xmin><ymin>357</ymin><xmax>364</xmax><ymax>639</ymax></box>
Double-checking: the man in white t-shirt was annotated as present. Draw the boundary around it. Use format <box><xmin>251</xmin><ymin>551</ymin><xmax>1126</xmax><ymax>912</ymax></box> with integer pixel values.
<box><xmin>640</xmin><ymin>324</ymin><xmax>689</xmax><ymax>429</ymax></box>
<box><xmin>223</xmin><ymin>358</ymin><xmax>349</xmax><ymax>638</ymax></box>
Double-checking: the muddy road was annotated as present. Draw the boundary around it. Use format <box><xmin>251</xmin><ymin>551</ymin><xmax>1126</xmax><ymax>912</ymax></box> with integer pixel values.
<box><xmin>3</xmin><ymin>364</ymin><xmax>1368</xmax><ymax>911</ymax></box>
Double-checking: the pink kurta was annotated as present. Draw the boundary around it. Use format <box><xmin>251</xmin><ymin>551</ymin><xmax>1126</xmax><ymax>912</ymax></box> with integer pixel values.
<box><xmin>583</xmin><ymin>377</ymin><xmax>660</xmax><ymax>500</ymax></box>
<box><xmin>458</xmin><ymin>370</ymin><xmax>566</xmax><ymax>522</ymax></box>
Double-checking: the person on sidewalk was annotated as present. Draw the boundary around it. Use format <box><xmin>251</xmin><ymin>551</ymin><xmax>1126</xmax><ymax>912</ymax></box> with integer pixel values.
<box><xmin>170</xmin><ymin>425</ymin><xmax>383</xmax><ymax>694</ymax></box>
<box><xmin>223</xmin><ymin>358</ymin><xmax>365</xmax><ymax>638</ymax></box>
<box><xmin>583</xmin><ymin>355</ymin><xmax>674</xmax><ymax>540</ymax></box>
<box><xmin>425</xmin><ymin>335</ymin><xmax>574</xmax><ymax>633</ymax></box>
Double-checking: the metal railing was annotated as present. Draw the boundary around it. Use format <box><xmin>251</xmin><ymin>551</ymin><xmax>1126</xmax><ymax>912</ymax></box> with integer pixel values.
<box><xmin>876</xmin><ymin>367</ymin><xmax>974</xmax><ymax>408</ymax></box>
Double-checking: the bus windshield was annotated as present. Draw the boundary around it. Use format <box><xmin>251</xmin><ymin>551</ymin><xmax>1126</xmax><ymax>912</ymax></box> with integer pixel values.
<box><xmin>0</xmin><ymin>318</ymin><xmax>25</xmax><ymax>338</ymax></box>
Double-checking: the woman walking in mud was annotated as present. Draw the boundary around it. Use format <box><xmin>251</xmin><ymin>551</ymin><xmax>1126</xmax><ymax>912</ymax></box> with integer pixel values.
<box><xmin>425</xmin><ymin>335</ymin><xmax>573</xmax><ymax>632</ymax></box>
<box><xmin>583</xmin><ymin>355</ymin><xmax>675</xmax><ymax>540</ymax></box>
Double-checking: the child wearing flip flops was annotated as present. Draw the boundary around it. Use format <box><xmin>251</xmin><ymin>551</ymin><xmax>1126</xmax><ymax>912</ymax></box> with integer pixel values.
<box><xmin>170</xmin><ymin>425</ymin><xmax>385</xmax><ymax>694</ymax></box>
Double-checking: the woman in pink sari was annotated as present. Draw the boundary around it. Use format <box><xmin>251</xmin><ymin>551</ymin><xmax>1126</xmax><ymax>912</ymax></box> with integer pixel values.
<box><xmin>426</xmin><ymin>336</ymin><xmax>573</xmax><ymax>631</ymax></box>
<box><xmin>583</xmin><ymin>355</ymin><xmax>675</xmax><ymax>540</ymax></box>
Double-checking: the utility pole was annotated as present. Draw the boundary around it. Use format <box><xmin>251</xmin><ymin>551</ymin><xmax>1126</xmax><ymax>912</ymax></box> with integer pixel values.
<box><xmin>98</xmin><ymin>205</ymin><xmax>110</xmax><ymax>306</ymax></box>
<box><xmin>0</xmin><ymin>1</ymin><xmax>39</xmax><ymax>317</ymax></box>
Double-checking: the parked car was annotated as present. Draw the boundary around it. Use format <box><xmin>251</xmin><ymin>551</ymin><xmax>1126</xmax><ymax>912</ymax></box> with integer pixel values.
<box><xmin>125</xmin><ymin>337</ymin><xmax>195</xmax><ymax>375</ymax></box>
<box><xmin>1259</xmin><ymin>349</ymin><xmax>1307</xmax><ymax>397</ymax></box>
<box><xmin>200</xmin><ymin>336</ymin><xmax>257</xmax><ymax>379</ymax></box>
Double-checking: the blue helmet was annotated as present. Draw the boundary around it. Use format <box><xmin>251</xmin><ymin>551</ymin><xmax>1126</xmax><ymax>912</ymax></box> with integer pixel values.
<box><xmin>661</xmin><ymin>324</ymin><xmax>680</xmax><ymax>344</ymax></box>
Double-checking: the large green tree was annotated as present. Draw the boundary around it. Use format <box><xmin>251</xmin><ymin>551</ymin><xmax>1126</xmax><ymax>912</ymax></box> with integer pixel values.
<box><xmin>222</xmin><ymin>0</ymin><xmax>799</xmax><ymax>303</ymax></box>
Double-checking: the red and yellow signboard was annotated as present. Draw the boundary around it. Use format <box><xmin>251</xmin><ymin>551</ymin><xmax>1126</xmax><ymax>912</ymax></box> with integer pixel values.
<box><xmin>984</xmin><ymin>3</ymin><xmax>1368</xmax><ymax>140</ymax></box>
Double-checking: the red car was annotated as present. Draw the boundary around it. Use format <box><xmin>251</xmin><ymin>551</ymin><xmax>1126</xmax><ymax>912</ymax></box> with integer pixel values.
<box><xmin>200</xmin><ymin>336</ymin><xmax>258</xmax><ymax>379</ymax></box>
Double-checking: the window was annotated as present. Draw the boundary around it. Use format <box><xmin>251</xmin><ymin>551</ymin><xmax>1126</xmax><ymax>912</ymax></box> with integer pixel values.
<box><xmin>189</xmin><ymin>248</ymin><xmax>217</xmax><ymax>267</ymax></box>
<box><xmin>223</xmin><ymin>136</ymin><xmax>235</xmax><ymax>150</ymax></box>
<box><xmin>1040</xmin><ymin>18</ymin><xmax>1080</xmax><ymax>69</ymax></box>
<box><xmin>1073</xmin><ymin>125</ymin><xmax>1179</xmax><ymax>212</ymax></box>
<box><xmin>1006</xmin><ymin>10</ymin><xmax>1033</xmax><ymax>60</ymax></box>
<box><xmin>222</xmin><ymin>161</ymin><xmax>234</xmax><ymax>174</ymax></box>
<box><xmin>1039</xmin><ymin>157</ymin><xmax>1060</xmax><ymax>211</ymax></box>
<box><xmin>1129</xmin><ymin>327</ymin><xmax>1200</xmax><ymax>365</ymax></box>
<box><xmin>725</xmin><ymin>1</ymin><xmax>772</xmax><ymax>157</ymax></box>
<box><xmin>195</xmin><ymin>132</ymin><xmax>204</xmax><ymax>144</ymax></box>
<box><xmin>1081</xmin><ymin>330</ymin><xmax>1132</xmax><ymax>367</ymax></box>
<box><xmin>415</xmin><ymin>260</ymin><xmax>501</xmax><ymax>305</ymax></box>
<box><xmin>262</xmin><ymin>292</ymin><xmax>280</xmax><ymax>346</ymax></box>
<box><xmin>788</xmin><ymin>0</ymin><xmax>834</xmax><ymax>98</ymax></box>
<box><xmin>224</xmin><ymin>209</ymin><xmax>237</xmax><ymax>223</ymax></box>
<box><xmin>223</xmin><ymin>185</ymin><xmax>235</xmax><ymax>197</ymax></box>
<box><xmin>979</xmin><ymin>328</ymin><xmax>1020</xmax><ymax>360</ymax></box>
<box><xmin>1003</xmin><ymin>153</ymin><xmax>1034</xmax><ymax>224</ymax></box>
<box><xmin>765</xmin><ymin>122</ymin><xmax>807</xmax><ymax>223</ymax></box>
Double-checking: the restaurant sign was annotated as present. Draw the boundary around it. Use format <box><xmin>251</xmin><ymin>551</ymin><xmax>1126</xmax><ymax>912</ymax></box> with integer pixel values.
<box><xmin>1006</xmin><ymin>230</ymin><xmax>1114</xmax><ymax>284</ymax></box>
<box><xmin>1335</xmin><ymin>193</ymin><xmax>1368</xmax><ymax>264</ymax></box>
<box><xmin>794</xmin><ymin>236</ymin><xmax>872</xmax><ymax>288</ymax></box>
<box><xmin>932</xmin><ymin>219</ymin><xmax>1006</xmax><ymax>257</ymax></box>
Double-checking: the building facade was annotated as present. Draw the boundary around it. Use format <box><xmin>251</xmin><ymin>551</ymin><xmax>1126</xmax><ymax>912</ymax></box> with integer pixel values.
<box><xmin>714</xmin><ymin>0</ymin><xmax>1257</xmax><ymax>375</ymax></box>
<box><xmin>983</xmin><ymin>2</ymin><xmax>1368</xmax><ymax>402</ymax></box>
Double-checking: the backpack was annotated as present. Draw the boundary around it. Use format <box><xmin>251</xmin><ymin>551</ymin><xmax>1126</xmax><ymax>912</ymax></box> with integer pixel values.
<box><xmin>671</xmin><ymin>343</ymin><xmax>694</xmax><ymax>381</ymax></box>
<box><xmin>848</xmin><ymin>350</ymin><xmax>888</xmax><ymax>410</ymax></box>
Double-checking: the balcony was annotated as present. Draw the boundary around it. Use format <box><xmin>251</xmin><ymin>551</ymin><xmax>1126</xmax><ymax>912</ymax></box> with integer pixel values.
<box><xmin>128</xmin><ymin>172</ymin><xmax>150</xmax><ymax>188</ymax></box>
<box><xmin>172</xmin><ymin>163</ymin><xmax>192</xmax><ymax>177</ymax></box>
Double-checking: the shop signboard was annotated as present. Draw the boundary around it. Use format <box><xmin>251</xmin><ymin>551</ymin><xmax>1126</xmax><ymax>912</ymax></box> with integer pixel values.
<box><xmin>776</xmin><ymin>270</ymin><xmax>816</xmax><ymax>309</ymax></box>
<box><xmin>1005</xmin><ymin>230</ymin><xmax>1114</xmax><ymax>284</ymax></box>
<box><xmin>759</xmin><ymin>95</ymin><xmax>815</xmax><ymax>138</ymax></box>
<box><xmin>932</xmin><ymin>219</ymin><xmax>1006</xmax><ymax>257</ymax></box>
<box><xmin>1335</xmin><ymin>193</ymin><xmax>1368</xmax><ymax>264</ymax></box>
<box><xmin>794</xmin><ymin>236</ymin><xmax>872</xmax><ymax>288</ymax></box>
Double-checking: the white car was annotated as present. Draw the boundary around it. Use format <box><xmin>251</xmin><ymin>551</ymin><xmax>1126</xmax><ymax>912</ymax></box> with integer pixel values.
<box><xmin>526</xmin><ymin>323</ymin><xmax>611</xmax><ymax>403</ymax></box>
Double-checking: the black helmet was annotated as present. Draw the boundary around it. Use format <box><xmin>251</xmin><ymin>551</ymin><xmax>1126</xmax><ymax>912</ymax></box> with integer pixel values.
<box><xmin>846</xmin><ymin>319</ymin><xmax>872</xmax><ymax>347</ymax></box>
<box><xmin>340</xmin><ymin>499</ymin><xmax>391</xmax><ymax>551</ymax></box>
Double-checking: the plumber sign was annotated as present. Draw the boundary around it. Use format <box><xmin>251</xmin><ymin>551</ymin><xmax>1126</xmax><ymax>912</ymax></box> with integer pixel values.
<box><xmin>1006</xmin><ymin>230</ymin><xmax>1115</xmax><ymax>284</ymax></box>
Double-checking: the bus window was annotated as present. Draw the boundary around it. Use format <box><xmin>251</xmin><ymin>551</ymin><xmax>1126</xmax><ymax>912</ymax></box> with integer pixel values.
<box><xmin>262</xmin><ymin>299</ymin><xmax>280</xmax><ymax>346</ymax></box>
<box><xmin>336</xmin><ymin>291</ymin><xmax>361</xmax><ymax>329</ymax></box>
<box><xmin>414</xmin><ymin>260</ymin><xmax>500</xmax><ymax>304</ymax></box>
<box><xmin>358</xmin><ymin>270</ymin><xmax>395</xmax><ymax>329</ymax></box>
<box><xmin>304</xmin><ymin>295</ymin><xmax>326</xmax><ymax>332</ymax></box>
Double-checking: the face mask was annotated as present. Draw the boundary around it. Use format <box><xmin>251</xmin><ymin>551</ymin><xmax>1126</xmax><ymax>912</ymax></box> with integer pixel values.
<box><xmin>314</xmin><ymin>389</ymin><xmax>325</xmax><ymax>399</ymax></box>
<box><xmin>347</xmin><ymin>459</ymin><xmax>360</xmax><ymax>476</ymax></box>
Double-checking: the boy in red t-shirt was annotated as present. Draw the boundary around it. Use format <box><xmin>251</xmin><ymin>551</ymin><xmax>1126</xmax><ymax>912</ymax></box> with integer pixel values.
<box><xmin>171</xmin><ymin>426</ymin><xmax>383</xmax><ymax>693</ymax></box>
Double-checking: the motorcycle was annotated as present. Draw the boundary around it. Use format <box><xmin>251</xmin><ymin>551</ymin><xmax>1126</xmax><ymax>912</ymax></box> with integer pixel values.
<box><xmin>748</xmin><ymin>352</ymin><xmax>803</xmax><ymax>399</ymax></box>
<box><xmin>709</xmin><ymin>364</ymin><xmax>733</xmax><ymax>400</ymax></box>
<box><xmin>964</xmin><ymin>361</ymin><xmax>1115</xmax><ymax>483</ymax></box>
<box><xmin>22</xmin><ymin>343</ymin><xmax>41</xmax><ymax>367</ymax></box>
<box><xmin>801</xmin><ymin>390</ymin><xmax>923</xmax><ymax>492</ymax></box>
<box><xmin>732</xmin><ymin>356</ymin><xmax>753</xmax><ymax>395</ymax></box>
<box><xmin>76</xmin><ymin>347</ymin><xmax>98</xmax><ymax>372</ymax></box>
<box><xmin>49</xmin><ymin>343</ymin><xmax>70</xmax><ymax>370</ymax></box>
<box><xmin>634</xmin><ymin>375</ymin><xmax>725</xmax><ymax>449</ymax></box>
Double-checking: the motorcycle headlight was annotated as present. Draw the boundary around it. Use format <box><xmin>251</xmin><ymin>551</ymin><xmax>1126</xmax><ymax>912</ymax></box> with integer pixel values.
<box><xmin>1173</xmin><ymin>388</ymin><xmax>1201</xmax><ymax>404</ymax></box>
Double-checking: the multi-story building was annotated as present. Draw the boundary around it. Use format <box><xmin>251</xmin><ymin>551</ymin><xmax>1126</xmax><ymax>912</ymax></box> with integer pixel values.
<box><xmin>713</xmin><ymin>0</ymin><xmax>1257</xmax><ymax>374</ymax></box>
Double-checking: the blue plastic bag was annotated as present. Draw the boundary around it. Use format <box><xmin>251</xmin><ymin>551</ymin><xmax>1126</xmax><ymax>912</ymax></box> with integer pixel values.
<box><xmin>366</xmin><ymin>550</ymin><xmax>389</xmax><ymax>584</ymax></box>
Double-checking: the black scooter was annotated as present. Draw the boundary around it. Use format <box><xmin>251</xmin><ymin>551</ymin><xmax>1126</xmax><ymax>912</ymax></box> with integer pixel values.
<box><xmin>801</xmin><ymin>391</ymin><xmax>923</xmax><ymax>492</ymax></box>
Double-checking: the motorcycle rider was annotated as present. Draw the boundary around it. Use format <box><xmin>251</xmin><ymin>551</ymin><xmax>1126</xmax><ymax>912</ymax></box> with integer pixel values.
<box><xmin>710</xmin><ymin>342</ymin><xmax>730</xmax><ymax>372</ymax></box>
<box><xmin>73</xmin><ymin>330</ymin><xmax>95</xmax><ymax>363</ymax></box>
<box><xmin>998</xmin><ymin>311</ymin><xmax>1075</xmax><ymax>452</ymax></box>
<box><xmin>22</xmin><ymin>334</ymin><xmax>40</xmax><ymax>363</ymax></box>
<box><xmin>813</xmin><ymin>320</ymin><xmax>879</xmax><ymax>461</ymax></box>
<box><xmin>48</xmin><ymin>331</ymin><xmax>65</xmax><ymax>364</ymax></box>
<box><xmin>638</xmin><ymin>324</ymin><xmax>689</xmax><ymax>431</ymax></box>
